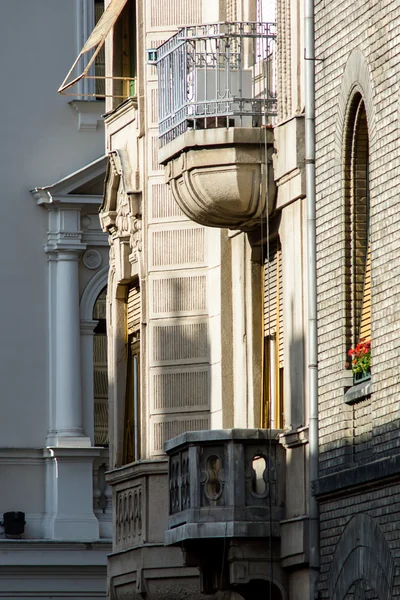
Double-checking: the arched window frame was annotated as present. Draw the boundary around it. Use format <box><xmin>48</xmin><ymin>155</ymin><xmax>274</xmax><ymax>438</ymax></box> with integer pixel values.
<box><xmin>343</xmin><ymin>92</ymin><xmax>371</xmax><ymax>382</ymax></box>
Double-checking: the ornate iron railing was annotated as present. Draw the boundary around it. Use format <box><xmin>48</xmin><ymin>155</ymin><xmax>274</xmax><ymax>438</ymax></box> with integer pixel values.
<box><xmin>156</xmin><ymin>22</ymin><xmax>277</xmax><ymax>147</ymax></box>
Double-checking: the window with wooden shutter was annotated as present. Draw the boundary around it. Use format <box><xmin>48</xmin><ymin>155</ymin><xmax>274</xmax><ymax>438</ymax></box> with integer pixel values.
<box><xmin>127</xmin><ymin>283</ymin><xmax>140</xmax><ymax>337</ymax></box>
<box><xmin>262</xmin><ymin>239</ymin><xmax>283</xmax><ymax>429</ymax></box>
<box><xmin>123</xmin><ymin>280</ymin><xmax>141</xmax><ymax>464</ymax></box>
<box><xmin>94</xmin><ymin>1</ymin><xmax>106</xmax><ymax>97</ymax></box>
<box><xmin>113</xmin><ymin>0</ymin><xmax>137</xmax><ymax>102</ymax></box>
<box><xmin>59</xmin><ymin>0</ymin><xmax>136</xmax><ymax>100</ymax></box>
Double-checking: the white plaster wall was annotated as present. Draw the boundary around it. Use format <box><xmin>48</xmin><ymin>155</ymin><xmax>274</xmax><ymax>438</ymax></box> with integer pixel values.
<box><xmin>0</xmin><ymin>0</ymin><xmax>104</xmax><ymax>448</ymax></box>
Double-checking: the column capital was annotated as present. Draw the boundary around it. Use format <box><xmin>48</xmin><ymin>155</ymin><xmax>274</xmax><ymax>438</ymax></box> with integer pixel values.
<box><xmin>81</xmin><ymin>319</ymin><xmax>98</xmax><ymax>335</ymax></box>
<box><xmin>45</xmin><ymin>246</ymin><xmax>85</xmax><ymax>259</ymax></box>
<box><xmin>44</xmin><ymin>206</ymin><xmax>86</xmax><ymax>255</ymax></box>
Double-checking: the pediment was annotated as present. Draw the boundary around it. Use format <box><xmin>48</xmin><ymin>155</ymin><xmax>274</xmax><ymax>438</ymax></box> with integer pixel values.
<box><xmin>31</xmin><ymin>155</ymin><xmax>107</xmax><ymax>208</ymax></box>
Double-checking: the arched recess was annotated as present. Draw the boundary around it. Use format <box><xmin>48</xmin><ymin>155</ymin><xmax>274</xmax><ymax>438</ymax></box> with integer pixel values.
<box><xmin>80</xmin><ymin>265</ymin><xmax>109</xmax><ymax>321</ymax></box>
<box><xmin>80</xmin><ymin>266</ymin><xmax>109</xmax><ymax>444</ymax></box>
<box><xmin>334</xmin><ymin>48</ymin><xmax>376</xmax><ymax>167</ymax></box>
<box><xmin>328</xmin><ymin>513</ymin><xmax>395</xmax><ymax>600</ymax></box>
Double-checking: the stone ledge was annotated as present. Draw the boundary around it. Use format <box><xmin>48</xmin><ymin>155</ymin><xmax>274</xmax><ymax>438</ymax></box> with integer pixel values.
<box><xmin>344</xmin><ymin>379</ymin><xmax>372</xmax><ymax>404</ymax></box>
<box><xmin>313</xmin><ymin>454</ymin><xmax>400</xmax><ymax>499</ymax></box>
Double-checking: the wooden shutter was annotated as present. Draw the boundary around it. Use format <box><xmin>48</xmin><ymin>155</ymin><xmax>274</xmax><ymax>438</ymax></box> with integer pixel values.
<box><xmin>359</xmin><ymin>240</ymin><xmax>371</xmax><ymax>341</ymax></box>
<box><xmin>262</xmin><ymin>240</ymin><xmax>283</xmax><ymax>428</ymax></box>
<box><xmin>277</xmin><ymin>248</ymin><xmax>283</xmax><ymax>368</ymax></box>
<box><xmin>263</xmin><ymin>240</ymin><xmax>278</xmax><ymax>339</ymax></box>
<box><xmin>127</xmin><ymin>283</ymin><xmax>140</xmax><ymax>336</ymax></box>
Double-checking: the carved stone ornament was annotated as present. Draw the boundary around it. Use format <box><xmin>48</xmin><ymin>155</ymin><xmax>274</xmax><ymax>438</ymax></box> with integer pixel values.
<box><xmin>100</xmin><ymin>150</ymin><xmax>142</xmax><ymax>284</ymax></box>
<box><xmin>160</xmin><ymin>128</ymin><xmax>276</xmax><ymax>231</ymax></box>
<box><xmin>82</xmin><ymin>249</ymin><xmax>102</xmax><ymax>270</ymax></box>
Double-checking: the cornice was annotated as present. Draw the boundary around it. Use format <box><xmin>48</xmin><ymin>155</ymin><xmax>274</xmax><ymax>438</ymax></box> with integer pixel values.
<box><xmin>313</xmin><ymin>453</ymin><xmax>400</xmax><ymax>501</ymax></box>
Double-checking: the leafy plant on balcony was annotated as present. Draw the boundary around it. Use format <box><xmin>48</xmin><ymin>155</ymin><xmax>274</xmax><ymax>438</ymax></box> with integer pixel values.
<box><xmin>346</xmin><ymin>339</ymin><xmax>371</xmax><ymax>379</ymax></box>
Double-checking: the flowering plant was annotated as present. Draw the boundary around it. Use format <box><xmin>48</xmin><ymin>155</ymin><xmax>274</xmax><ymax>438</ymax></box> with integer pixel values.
<box><xmin>346</xmin><ymin>339</ymin><xmax>371</xmax><ymax>376</ymax></box>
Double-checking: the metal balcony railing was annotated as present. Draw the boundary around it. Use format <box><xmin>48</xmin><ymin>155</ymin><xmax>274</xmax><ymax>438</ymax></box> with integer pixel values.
<box><xmin>156</xmin><ymin>22</ymin><xmax>277</xmax><ymax>148</ymax></box>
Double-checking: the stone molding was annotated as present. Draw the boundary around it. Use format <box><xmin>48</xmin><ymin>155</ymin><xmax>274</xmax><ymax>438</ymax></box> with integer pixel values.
<box><xmin>100</xmin><ymin>151</ymin><xmax>142</xmax><ymax>285</ymax></box>
<box><xmin>69</xmin><ymin>100</ymin><xmax>106</xmax><ymax>132</ymax></box>
<box><xmin>313</xmin><ymin>454</ymin><xmax>400</xmax><ymax>499</ymax></box>
<box><xmin>334</xmin><ymin>48</ymin><xmax>377</xmax><ymax>168</ymax></box>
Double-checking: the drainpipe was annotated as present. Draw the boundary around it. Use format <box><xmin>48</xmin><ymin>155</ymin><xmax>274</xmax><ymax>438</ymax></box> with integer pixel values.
<box><xmin>305</xmin><ymin>0</ymin><xmax>319</xmax><ymax>596</ymax></box>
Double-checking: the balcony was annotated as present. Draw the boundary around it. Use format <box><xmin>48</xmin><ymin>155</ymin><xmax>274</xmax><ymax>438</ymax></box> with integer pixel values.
<box><xmin>156</xmin><ymin>22</ymin><xmax>277</xmax><ymax>230</ymax></box>
<box><xmin>164</xmin><ymin>429</ymin><xmax>286</xmax><ymax>595</ymax></box>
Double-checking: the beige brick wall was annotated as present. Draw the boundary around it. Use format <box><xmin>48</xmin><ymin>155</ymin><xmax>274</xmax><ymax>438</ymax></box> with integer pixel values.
<box><xmin>315</xmin><ymin>1</ymin><xmax>400</xmax><ymax>597</ymax></box>
<box><xmin>315</xmin><ymin>0</ymin><xmax>400</xmax><ymax>473</ymax></box>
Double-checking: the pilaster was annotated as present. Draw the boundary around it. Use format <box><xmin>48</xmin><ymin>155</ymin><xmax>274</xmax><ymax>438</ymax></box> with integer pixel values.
<box><xmin>43</xmin><ymin>447</ymin><xmax>101</xmax><ymax>540</ymax></box>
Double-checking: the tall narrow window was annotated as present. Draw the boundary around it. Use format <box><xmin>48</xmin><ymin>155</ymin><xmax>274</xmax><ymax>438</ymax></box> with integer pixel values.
<box><xmin>93</xmin><ymin>287</ymin><xmax>109</xmax><ymax>446</ymax></box>
<box><xmin>344</xmin><ymin>94</ymin><xmax>371</xmax><ymax>380</ymax></box>
<box><xmin>122</xmin><ymin>280</ymin><xmax>141</xmax><ymax>464</ymax></box>
<box><xmin>94</xmin><ymin>0</ymin><xmax>106</xmax><ymax>97</ymax></box>
<box><xmin>113</xmin><ymin>0</ymin><xmax>136</xmax><ymax>102</ymax></box>
<box><xmin>262</xmin><ymin>239</ymin><xmax>283</xmax><ymax>428</ymax></box>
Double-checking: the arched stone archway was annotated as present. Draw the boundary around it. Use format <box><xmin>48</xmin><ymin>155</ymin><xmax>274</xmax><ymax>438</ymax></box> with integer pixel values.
<box><xmin>80</xmin><ymin>265</ymin><xmax>109</xmax><ymax>321</ymax></box>
<box><xmin>328</xmin><ymin>513</ymin><xmax>395</xmax><ymax>600</ymax></box>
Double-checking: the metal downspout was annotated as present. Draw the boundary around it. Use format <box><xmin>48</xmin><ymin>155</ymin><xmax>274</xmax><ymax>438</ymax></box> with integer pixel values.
<box><xmin>305</xmin><ymin>0</ymin><xmax>320</xmax><ymax>596</ymax></box>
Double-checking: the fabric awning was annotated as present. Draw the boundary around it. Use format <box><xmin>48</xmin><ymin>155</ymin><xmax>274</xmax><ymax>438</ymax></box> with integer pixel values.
<box><xmin>58</xmin><ymin>0</ymin><xmax>129</xmax><ymax>94</ymax></box>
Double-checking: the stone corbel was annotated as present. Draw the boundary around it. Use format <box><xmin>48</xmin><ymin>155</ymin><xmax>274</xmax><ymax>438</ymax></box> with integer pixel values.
<box><xmin>111</xmin><ymin>233</ymin><xmax>132</xmax><ymax>286</ymax></box>
<box><xmin>100</xmin><ymin>152</ymin><xmax>122</xmax><ymax>233</ymax></box>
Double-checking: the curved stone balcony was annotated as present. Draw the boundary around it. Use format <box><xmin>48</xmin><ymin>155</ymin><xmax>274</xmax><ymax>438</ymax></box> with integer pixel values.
<box><xmin>159</xmin><ymin>128</ymin><xmax>276</xmax><ymax>230</ymax></box>
<box><xmin>155</xmin><ymin>21</ymin><xmax>277</xmax><ymax>230</ymax></box>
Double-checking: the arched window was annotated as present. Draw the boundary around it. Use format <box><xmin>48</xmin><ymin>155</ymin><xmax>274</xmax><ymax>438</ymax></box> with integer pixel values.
<box><xmin>344</xmin><ymin>94</ymin><xmax>371</xmax><ymax>381</ymax></box>
<box><xmin>93</xmin><ymin>287</ymin><xmax>109</xmax><ymax>446</ymax></box>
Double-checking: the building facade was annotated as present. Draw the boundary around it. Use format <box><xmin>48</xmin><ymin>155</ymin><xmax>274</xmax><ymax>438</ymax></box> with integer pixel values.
<box><xmin>314</xmin><ymin>0</ymin><xmax>400</xmax><ymax>598</ymax></box>
<box><xmin>0</xmin><ymin>1</ymin><xmax>111</xmax><ymax>598</ymax></box>
<box><xmin>73</xmin><ymin>0</ymin><xmax>314</xmax><ymax>598</ymax></box>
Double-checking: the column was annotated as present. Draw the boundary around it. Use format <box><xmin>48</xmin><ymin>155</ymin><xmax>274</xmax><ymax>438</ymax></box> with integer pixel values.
<box><xmin>54</xmin><ymin>251</ymin><xmax>89</xmax><ymax>442</ymax></box>
<box><xmin>43</xmin><ymin>207</ymin><xmax>100</xmax><ymax>540</ymax></box>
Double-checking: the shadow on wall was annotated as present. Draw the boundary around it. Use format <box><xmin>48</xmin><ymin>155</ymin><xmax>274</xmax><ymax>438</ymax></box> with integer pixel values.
<box><xmin>316</xmin><ymin>394</ymin><xmax>400</xmax><ymax>599</ymax></box>
<box><xmin>150</xmin><ymin>272</ymin><xmax>213</xmax><ymax>455</ymax></box>
<box><xmin>288</xmin><ymin>296</ymin><xmax>306</xmax><ymax>431</ymax></box>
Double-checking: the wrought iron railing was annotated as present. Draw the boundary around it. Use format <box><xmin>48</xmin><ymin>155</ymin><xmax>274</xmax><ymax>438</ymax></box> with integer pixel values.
<box><xmin>156</xmin><ymin>22</ymin><xmax>277</xmax><ymax>148</ymax></box>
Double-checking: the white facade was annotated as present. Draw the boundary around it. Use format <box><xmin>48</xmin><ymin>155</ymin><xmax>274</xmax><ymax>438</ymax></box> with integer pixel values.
<box><xmin>0</xmin><ymin>1</ymin><xmax>110</xmax><ymax>598</ymax></box>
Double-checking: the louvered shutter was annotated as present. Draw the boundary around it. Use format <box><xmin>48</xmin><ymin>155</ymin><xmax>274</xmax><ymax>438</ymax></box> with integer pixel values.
<box><xmin>263</xmin><ymin>241</ymin><xmax>283</xmax><ymax>365</ymax></box>
<box><xmin>262</xmin><ymin>240</ymin><xmax>283</xmax><ymax>428</ymax></box>
<box><xmin>127</xmin><ymin>283</ymin><xmax>141</xmax><ymax>335</ymax></box>
<box><xmin>277</xmin><ymin>247</ymin><xmax>283</xmax><ymax>367</ymax></box>
<box><xmin>263</xmin><ymin>240</ymin><xmax>278</xmax><ymax>339</ymax></box>
<box><xmin>359</xmin><ymin>240</ymin><xmax>371</xmax><ymax>341</ymax></box>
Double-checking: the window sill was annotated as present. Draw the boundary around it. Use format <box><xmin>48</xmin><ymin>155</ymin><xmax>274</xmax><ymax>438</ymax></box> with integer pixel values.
<box><xmin>344</xmin><ymin>378</ymin><xmax>372</xmax><ymax>404</ymax></box>
<box><xmin>69</xmin><ymin>100</ymin><xmax>105</xmax><ymax>131</ymax></box>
